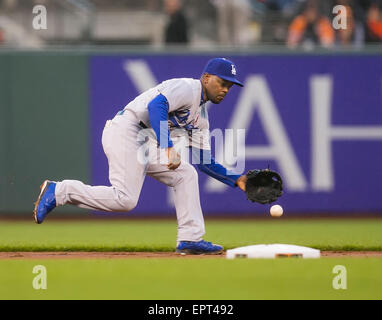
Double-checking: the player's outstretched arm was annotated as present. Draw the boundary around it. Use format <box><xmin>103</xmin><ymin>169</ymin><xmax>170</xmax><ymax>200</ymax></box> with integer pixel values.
<box><xmin>191</xmin><ymin>147</ymin><xmax>244</xmax><ymax>189</ymax></box>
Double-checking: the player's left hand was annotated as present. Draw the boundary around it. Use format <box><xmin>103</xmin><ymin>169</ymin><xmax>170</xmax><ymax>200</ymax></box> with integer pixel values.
<box><xmin>235</xmin><ymin>175</ymin><xmax>247</xmax><ymax>192</ymax></box>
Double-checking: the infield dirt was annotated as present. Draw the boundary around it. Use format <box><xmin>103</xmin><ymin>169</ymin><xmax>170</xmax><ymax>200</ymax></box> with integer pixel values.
<box><xmin>0</xmin><ymin>251</ymin><xmax>382</xmax><ymax>259</ymax></box>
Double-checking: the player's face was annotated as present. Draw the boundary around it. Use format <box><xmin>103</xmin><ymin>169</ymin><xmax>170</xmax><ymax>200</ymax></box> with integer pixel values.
<box><xmin>203</xmin><ymin>74</ymin><xmax>234</xmax><ymax>104</ymax></box>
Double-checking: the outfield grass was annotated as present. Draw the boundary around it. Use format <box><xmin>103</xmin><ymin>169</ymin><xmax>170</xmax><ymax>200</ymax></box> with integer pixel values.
<box><xmin>0</xmin><ymin>218</ymin><xmax>381</xmax><ymax>251</ymax></box>
<box><xmin>1</xmin><ymin>258</ymin><xmax>381</xmax><ymax>299</ymax></box>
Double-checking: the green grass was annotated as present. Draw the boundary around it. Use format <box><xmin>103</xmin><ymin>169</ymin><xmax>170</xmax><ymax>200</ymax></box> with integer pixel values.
<box><xmin>0</xmin><ymin>218</ymin><xmax>381</xmax><ymax>300</ymax></box>
<box><xmin>1</xmin><ymin>258</ymin><xmax>382</xmax><ymax>299</ymax></box>
<box><xmin>0</xmin><ymin>218</ymin><xmax>381</xmax><ymax>251</ymax></box>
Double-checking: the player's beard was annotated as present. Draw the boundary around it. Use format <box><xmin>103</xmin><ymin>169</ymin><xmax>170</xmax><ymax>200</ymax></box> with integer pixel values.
<box><xmin>203</xmin><ymin>85</ymin><xmax>225</xmax><ymax>104</ymax></box>
<box><xmin>207</xmin><ymin>91</ymin><xmax>224</xmax><ymax>104</ymax></box>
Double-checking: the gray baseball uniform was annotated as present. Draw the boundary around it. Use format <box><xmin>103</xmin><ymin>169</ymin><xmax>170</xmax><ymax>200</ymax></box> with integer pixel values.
<box><xmin>55</xmin><ymin>78</ymin><xmax>209</xmax><ymax>243</ymax></box>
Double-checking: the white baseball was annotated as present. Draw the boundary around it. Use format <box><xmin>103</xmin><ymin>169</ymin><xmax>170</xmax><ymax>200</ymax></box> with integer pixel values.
<box><xmin>270</xmin><ymin>205</ymin><xmax>283</xmax><ymax>217</ymax></box>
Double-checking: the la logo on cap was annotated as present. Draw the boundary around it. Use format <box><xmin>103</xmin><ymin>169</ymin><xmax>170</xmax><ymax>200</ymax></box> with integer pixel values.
<box><xmin>231</xmin><ymin>64</ymin><xmax>237</xmax><ymax>76</ymax></box>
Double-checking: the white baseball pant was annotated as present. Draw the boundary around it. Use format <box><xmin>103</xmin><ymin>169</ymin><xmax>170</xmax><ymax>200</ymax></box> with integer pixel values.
<box><xmin>54</xmin><ymin>109</ymin><xmax>205</xmax><ymax>243</ymax></box>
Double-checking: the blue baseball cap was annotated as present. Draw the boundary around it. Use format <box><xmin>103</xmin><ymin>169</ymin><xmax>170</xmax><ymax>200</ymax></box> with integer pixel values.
<box><xmin>202</xmin><ymin>58</ymin><xmax>244</xmax><ymax>87</ymax></box>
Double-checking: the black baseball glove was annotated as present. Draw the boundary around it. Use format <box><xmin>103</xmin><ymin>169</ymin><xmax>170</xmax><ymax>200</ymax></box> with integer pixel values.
<box><xmin>245</xmin><ymin>169</ymin><xmax>283</xmax><ymax>204</ymax></box>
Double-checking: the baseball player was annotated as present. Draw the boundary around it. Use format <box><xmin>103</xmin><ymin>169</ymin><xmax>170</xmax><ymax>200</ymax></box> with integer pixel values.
<box><xmin>33</xmin><ymin>58</ymin><xmax>248</xmax><ymax>255</ymax></box>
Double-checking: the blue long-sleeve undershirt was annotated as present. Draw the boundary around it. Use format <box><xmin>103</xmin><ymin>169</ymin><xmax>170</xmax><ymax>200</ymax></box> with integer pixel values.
<box><xmin>192</xmin><ymin>148</ymin><xmax>242</xmax><ymax>188</ymax></box>
<box><xmin>148</xmin><ymin>94</ymin><xmax>173</xmax><ymax>148</ymax></box>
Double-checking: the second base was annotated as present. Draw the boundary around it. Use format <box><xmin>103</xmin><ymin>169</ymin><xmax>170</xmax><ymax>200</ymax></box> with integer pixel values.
<box><xmin>226</xmin><ymin>244</ymin><xmax>320</xmax><ymax>259</ymax></box>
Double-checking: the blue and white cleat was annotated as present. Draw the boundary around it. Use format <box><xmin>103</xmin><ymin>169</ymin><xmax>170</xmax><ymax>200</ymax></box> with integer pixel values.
<box><xmin>176</xmin><ymin>240</ymin><xmax>224</xmax><ymax>255</ymax></box>
<box><xmin>33</xmin><ymin>180</ymin><xmax>57</xmax><ymax>224</ymax></box>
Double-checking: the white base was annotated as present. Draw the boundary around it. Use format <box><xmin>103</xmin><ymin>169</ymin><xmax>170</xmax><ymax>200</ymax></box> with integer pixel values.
<box><xmin>226</xmin><ymin>244</ymin><xmax>320</xmax><ymax>259</ymax></box>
